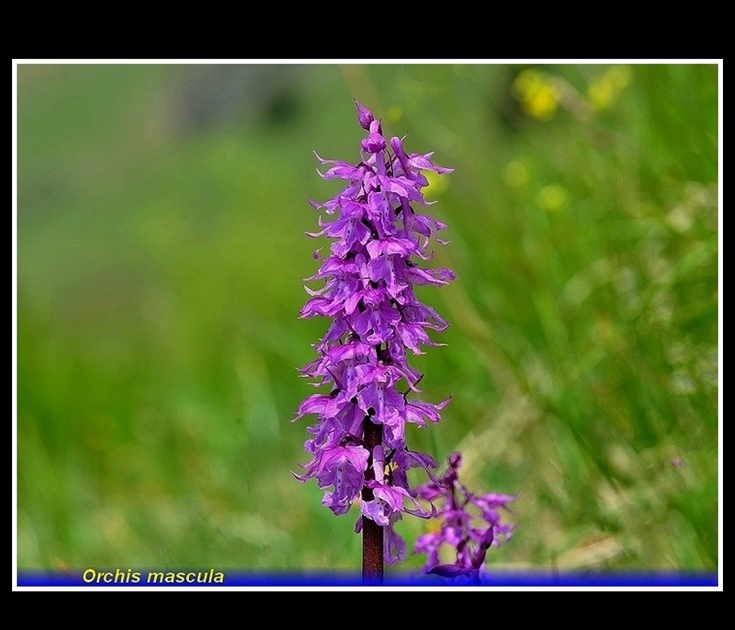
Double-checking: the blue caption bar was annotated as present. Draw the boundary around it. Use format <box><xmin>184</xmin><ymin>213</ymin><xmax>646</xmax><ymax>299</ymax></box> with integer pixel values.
<box><xmin>16</xmin><ymin>570</ymin><xmax>719</xmax><ymax>588</ymax></box>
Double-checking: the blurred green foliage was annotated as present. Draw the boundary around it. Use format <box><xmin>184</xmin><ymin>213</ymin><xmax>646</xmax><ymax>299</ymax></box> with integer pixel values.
<box><xmin>16</xmin><ymin>63</ymin><xmax>719</xmax><ymax>576</ymax></box>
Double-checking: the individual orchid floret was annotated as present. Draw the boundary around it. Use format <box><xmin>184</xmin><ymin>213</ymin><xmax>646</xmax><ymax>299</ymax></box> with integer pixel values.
<box><xmin>355</xmin><ymin>101</ymin><xmax>375</xmax><ymax>130</ymax></box>
<box><xmin>415</xmin><ymin>452</ymin><xmax>516</xmax><ymax>581</ymax></box>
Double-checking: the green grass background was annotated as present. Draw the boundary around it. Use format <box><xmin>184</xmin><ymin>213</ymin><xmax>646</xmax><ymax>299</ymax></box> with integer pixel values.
<box><xmin>15</xmin><ymin>63</ymin><xmax>719</xmax><ymax>576</ymax></box>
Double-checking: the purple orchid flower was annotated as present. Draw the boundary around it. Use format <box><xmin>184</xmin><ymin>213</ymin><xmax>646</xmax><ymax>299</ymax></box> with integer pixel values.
<box><xmin>295</xmin><ymin>102</ymin><xmax>516</xmax><ymax>580</ymax></box>
<box><xmin>414</xmin><ymin>452</ymin><xmax>516</xmax><ymax>581</ymax></box>
<box><xmin>294</xmin><ymin>101</ymin><xmax>453</xmax><ymax>565</ymax></box>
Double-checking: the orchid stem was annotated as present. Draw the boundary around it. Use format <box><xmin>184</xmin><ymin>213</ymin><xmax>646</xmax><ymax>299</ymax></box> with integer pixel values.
<box><xmin>362</xmin><ymin>418</ymin><xmax>383</xmax><ymax>585</ymax></box>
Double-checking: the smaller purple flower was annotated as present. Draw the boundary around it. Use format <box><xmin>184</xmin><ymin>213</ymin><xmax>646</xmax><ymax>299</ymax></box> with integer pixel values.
<box><xmin>415</xmin><ymin>452</ymin><xmax>516</xmax><ymax>581</ymax></box>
